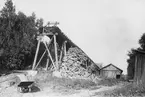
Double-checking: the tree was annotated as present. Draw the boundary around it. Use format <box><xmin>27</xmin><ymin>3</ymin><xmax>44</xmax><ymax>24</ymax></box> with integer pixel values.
<box><xmin>36</xmin><ymin>18</ymin><xmax>44</xmax><ymax>28</ymax></box>
<box><xmin>139</xmin><ymin>33</ymin><xmax>145</xmax><ymax>50</ymax></box>
<box><xmin>0</xmin><ymin>0</ymin><xmax>37</xmax><ymax>70</ymax></box>
<box><xmin>0</xmin><ymin>0</ymin><xmax>16</xmax><ymax>18</ymax></box>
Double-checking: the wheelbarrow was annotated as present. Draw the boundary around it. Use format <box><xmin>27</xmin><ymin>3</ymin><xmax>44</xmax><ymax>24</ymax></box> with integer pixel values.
<box><xmin>17</xmin><ymin>81</ymin><xmax>34</xmax><ymax>93</ymax></box>
<box><xmin>14</xmin><ymin>70</ymin><xmax>38</xmax><ymax>93</ymax></box>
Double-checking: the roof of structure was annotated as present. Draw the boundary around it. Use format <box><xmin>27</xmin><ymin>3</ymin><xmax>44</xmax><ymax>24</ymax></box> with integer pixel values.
<box><xmin>101</xmin><ymin>63</ymin><xmax>123</xmax><ymax>73</ymax></box>
<box><xmin>135</xmin><ymin>50</ymin><xmax>145</xmax><ymax>55</ymax></box>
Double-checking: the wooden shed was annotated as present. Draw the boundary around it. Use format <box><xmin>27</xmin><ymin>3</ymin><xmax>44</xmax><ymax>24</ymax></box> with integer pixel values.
<box><xmin>100</xmin><ymin>64</ymin><xmax>123</xmax><ymax>79</ymax></box>
<box><xmin>133</xmin><ymin>50</ymin><xmax>145</xmax><ymax>84</ymax></box>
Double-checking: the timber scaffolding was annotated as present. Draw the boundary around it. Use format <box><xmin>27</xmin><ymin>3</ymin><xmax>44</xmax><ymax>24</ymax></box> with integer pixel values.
<box><xmin>32</xmin><ymin>23</ymin><xmax>100</xmax><ymax>74</ymax></box>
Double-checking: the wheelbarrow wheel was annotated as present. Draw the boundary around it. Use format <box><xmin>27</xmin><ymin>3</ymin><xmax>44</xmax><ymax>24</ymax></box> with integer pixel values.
<box><xmin>22</xmin><ymin>87</ymin><xmax>29</xmax><ymax>93</ymax></box>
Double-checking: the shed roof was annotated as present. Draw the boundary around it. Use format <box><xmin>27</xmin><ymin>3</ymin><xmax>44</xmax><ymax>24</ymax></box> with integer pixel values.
<box><xmin>101</xmin><ymin>64</ymin><xmax>123</xmax><ymax>73</ymax></box>
<box><xmin>135</xmin><ymin>50</ymin><xmax>145</xmax><ymax>55</ymax></box>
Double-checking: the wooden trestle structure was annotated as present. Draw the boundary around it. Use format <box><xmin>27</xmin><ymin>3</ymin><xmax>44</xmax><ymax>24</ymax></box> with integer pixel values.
<box><xmin>31</xmin><ymin>23</ymin><xmax>100</xmax><ymax>74</ymax></box>
<box><xmin>32</xmin><ymin>23</ymin><xmax>67</xmax><ymax>71</ymax></box>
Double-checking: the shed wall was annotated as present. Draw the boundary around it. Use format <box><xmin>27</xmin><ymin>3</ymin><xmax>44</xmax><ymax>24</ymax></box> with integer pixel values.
<box><xmin>134</xmin><ymin>54</ymin><xmax>145</xmax><ymax>84</ymax></box>
<box><xmin>101</xmin><ymin>70</ymin><xmax>122</xmax><ymax>78</ymax></box>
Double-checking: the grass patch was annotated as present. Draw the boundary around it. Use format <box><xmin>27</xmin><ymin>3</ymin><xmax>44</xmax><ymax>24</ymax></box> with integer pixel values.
<box><xmin>95</xmin><ymin>82</ymin><xmax>145</xmax><ymax>97</ymax></box>
<box><xmin>34</xmin><ymin>70</ymin><xmax>97</xmax><ymax>94</ymax></box>
<box><xmin>110</xmin><ymin>83</ymin><xmax>145</xmax><ymax>97</ymax></box>
<box><xmin>97</xmin><ymin>78</ymin><xmax>126</xmax><ymax>86</ymax></box>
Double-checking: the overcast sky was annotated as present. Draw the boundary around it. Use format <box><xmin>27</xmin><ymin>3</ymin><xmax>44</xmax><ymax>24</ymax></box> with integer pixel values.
<box><xmin>1</xmin><ymin>0</ymin><xmax>145</xmax><ymax>74</ymax></box>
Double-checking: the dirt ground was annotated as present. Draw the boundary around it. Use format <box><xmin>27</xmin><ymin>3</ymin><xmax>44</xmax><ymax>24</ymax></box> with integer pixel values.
<box><xmin>0</xmin><ymin>82</ymin><xmax>124</xmax><ymax>97</ymax></box>
<box><xmin>0</xmin><ymin>71</ymin><xmax>128</xmax><ymax>97</ymax></box>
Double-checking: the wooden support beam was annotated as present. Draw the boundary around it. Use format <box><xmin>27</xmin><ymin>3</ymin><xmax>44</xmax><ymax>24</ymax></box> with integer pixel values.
<box><xmin>35</xmin><ymin>50</ymin><xmax>46</xmax><ymax>69</ymax></box>
<box><xmin>44</xmin><ymin>42</ymin><xmax>56</xmax><ymax>70</ymax></box>
<box><xmin>53</xmin><ymin>35</ymin><xmax>59</xmax><ymax>70</ymax></box>
<box><xmin>64</xmin><ymin>41</ymin><xmax>67</xmax><ymax>56</ymax></box>
<box><xmin>59</xmin><ymin>45</ymin><xmax>63</xmax><ymax>63</ymax></box>
<box><xmin>42</xmin><ymin>32</ymin><xmax>54</xmax><ymax>36</ymax></box>
<box><xmin>34</xmin><ymin>37</ymin><xmax>53</xmax><ymax>69</ymax></box>
<box><xmin>134</xmin><ymin>56</ymin><xmax>138</xmax><ymax>82</ymax></box>
<box><xmin>59</xmin><ymin>41</ymin><xmax>67</xmax><ymax>63</ymax></box>
<box><xmin>32</xmin><ymin>40</ymin><xmax>41</xmax><ymax>70</ymax></box>
<box><xmin>45</xmin><ymin>58</ymin><xmax>49</xmax><ymax>70</ymax></box>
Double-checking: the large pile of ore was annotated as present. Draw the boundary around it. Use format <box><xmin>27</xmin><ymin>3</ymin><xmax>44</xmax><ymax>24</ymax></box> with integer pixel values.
<box><xmin>60</xmin><ymin>47</ymin><xmax>94</xmax><ymax>79</ymax></box>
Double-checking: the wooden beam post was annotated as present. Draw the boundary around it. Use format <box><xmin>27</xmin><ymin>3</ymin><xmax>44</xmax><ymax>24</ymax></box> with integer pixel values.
<box><xmin>32</xmin><ymin>40</ymin><xmax>41</xmax><ymax>70</ymax></box>
<box><xmin>44</xmin><ymin>42</ymin><xmax>56</xmax><ymax>70</ymax></box>
<box><xmin>64</xmin><ymin>41</ymin><xmax>67</xmax><ymax>56</ymax></box>
<box><xmin>45</xmin><ymin>58</ymin><xmax>49</xmax><ymax>70</ymax></box>
<box><xmin>53</xmin><ymin>35</ymin><xmax>59</xmax><ymax>70</ymax></box>
<box><xmin>59</xmin><ymin>45</ymin><xmax>63</xmax><ymax>63</ymax></box>
<box><xmin>33</xmin><ymin>37</ymin><xmax>53</xmax><ymax>70</ymax></box>
<box><xmin>134</xmin><ymin>55</ymin><xmax>138</xmax><ymax>83</ymax></box>
<box><xmin>43</xmin><ymin>37</ymin><xmax>53</xmax><ymax>71</ymax></box>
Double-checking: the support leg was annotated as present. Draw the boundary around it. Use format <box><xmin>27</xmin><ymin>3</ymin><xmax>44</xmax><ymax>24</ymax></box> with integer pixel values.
<box><xmin>32</xmin><ymin>41</ymin><xmax>41</xmax><ymax>70</ymax></box>
<box><xmin>44</xmin><ymin>42</ymin><xmax>56</xmax><ymax>70</ymax></box>
<box><xmin>54</xmin><ymin>35</ymin><xmax>59</xmax><ymax>70</ymax></box>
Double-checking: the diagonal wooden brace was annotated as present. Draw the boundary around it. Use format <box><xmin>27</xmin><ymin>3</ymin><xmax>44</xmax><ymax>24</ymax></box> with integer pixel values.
<box><xmin>53</xmin><ymin>35</ymin><xmax>59</xmax><ymax>70</ymax></box>
<box><xmin>35</xmin><ymin>50</ymin><xmax>47</xmax><ymax>69</ymax></box>
<box><xmin>44</xmin><ymin>42</ymin><xmax>56</xmax><ymax>70</ymax></box>
<box><xmin>32</xmin><ymin>40</ymin><xmax>41</xmax><ymax>70</ymax></box>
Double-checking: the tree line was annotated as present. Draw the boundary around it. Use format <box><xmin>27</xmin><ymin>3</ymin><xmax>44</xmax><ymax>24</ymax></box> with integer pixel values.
<box><xmin>0</xmin><ymin>0</ymin><xmax>45</xmax><ymax>71</ymax></box>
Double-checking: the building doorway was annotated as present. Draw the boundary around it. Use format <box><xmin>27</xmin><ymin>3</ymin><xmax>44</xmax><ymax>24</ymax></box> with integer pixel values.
<box><xmin>116</xmin><ymin>74</ymin><xmax>121</xmax><ymax>79</ymax></box>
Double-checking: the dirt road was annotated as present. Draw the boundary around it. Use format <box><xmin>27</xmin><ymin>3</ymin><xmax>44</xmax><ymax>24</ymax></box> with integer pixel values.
<box><xmin>0</xmin><ymin>84</ymin><xmax>122</xmax><ymax>97</ymax></box>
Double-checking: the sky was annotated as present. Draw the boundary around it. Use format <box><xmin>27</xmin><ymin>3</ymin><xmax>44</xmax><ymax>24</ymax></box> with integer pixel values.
<box><xmin>1</xmin><ymin>0</ymin><xmax>145</xmax><ymax>74</ymax></box>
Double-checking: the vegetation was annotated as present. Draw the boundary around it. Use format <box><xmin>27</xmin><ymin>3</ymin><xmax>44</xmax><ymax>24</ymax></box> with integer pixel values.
<box><xmin>97</xmin><ymin>78</ymin><xmax>126</xmax><ymax>86</ymax></box>
<box><xmin>95</xmin><ymin>83</ymin><xmax>145</xmax><ymax>97</ymax></box>
<box><xmin>34</xmin><ymin>70</ymin><xmax>97</xmax><ymax>94</ymax></box>
<box><xmin>0</xmin><ymin>0</ymin><xmax>45</xmax><ymax>71</ymax></box>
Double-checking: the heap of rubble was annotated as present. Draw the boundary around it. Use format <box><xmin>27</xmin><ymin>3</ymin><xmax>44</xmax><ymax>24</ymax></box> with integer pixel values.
<box><xmin>60</xmin><ymin>47</ymin><xmax>93</xmax><ymax>79</ymax></box>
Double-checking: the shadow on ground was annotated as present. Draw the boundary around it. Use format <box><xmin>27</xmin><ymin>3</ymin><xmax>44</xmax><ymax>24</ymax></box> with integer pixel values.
<box><xmin>31</xmin><ymin>85</ymin><xmax>41</xmax><ymax>93</ymax></box>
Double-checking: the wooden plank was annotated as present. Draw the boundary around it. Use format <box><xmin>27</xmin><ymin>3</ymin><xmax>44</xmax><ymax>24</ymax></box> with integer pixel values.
<box><xmin>134</xmin><ymin>56</ymin><xmax>138</xmax><ymax>82</ymax></box>
<box><xmin>59</xmin><ymin>46</ymin><xmax>63</xmax><ymax>63</ymax></box>
<box><xmin>64</xmin><ymin>41</ymin><xmax>67</xmax><ymax>56</ymax></box>
<box><xmin>138</xmin><ymin>56</ymin><xmax>142</xmax><ymax>82</ymax></box>
<box><xmin>59</xmin><ymin>42</ymin><xmax>65</xmax><ymax>64</ymax></box>
<box><xmin>45</xmin><ymin>58</ymin><xmax>49</xmax><ymax>70</ymax></box>
<box><xmin>42</xmin><ymin>32</ymin><xmax>53</xmax><ymax>36</ymax></box>
<box><xmin>141</xmin><ymin>56</ymin><xmax>145</xmax><ymax>84</ymax></box>
<box><xmin>53</xmin><ymin>35</ymin><xmax>59</xmax><ymax>70</ymax></box>
<box><xmin>32</xmin><ymin>40</ymin><xmax>41</xmax><ymax>70</ymax></box>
